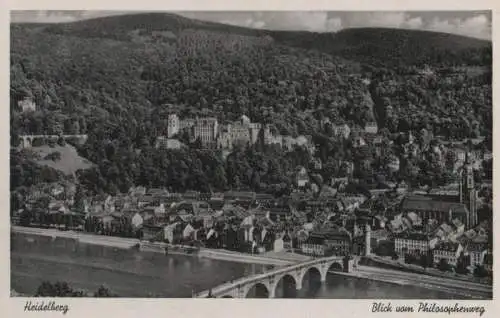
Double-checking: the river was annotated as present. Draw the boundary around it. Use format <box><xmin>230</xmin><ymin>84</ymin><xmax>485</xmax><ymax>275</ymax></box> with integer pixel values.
<box><xmin>11</xmin><ymin>232</ymin><xmax>465</xmax><ymax>299</ymax></box>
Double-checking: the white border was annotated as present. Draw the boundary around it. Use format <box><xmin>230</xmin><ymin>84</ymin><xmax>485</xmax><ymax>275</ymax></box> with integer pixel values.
<box><xmin>2</xmin><ymin>1</ymin><xmax>499</xmax><ymax>318</ymax></box>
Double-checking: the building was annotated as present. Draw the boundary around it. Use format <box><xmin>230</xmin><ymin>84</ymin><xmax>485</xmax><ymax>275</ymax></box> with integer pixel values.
<box><xmin>400</xmin><ymin>196</ymin><xmax>469</xmax><ymax>226</ymax></box>
<box><xmin>193</xmin><ymin>117</ymin><xmax>218</xmax><ymax>146</ymax></box>
<box><xmin>300</xmin><ymin>233</ymin><xmax>327</xmax><ymax>257</ymax></box>
<box><xmin>394</xmin><ymin>232</ymin><xmax>431</xmax><ymax>257</ymax></box>
<box><xmin>364</xmin><ymin>122</ymin><xmax>378</xmax><ymax>134</ymax></box>
<box><xmin>332</xmin><ymin>124</ymin><xmax>351</xmax><ymax>139</ymax></box>
<box><xmin>155</xmin><ymin>137</ymin><xmax>183</xmax><ymax>149</ymax></box>
<box><xmin>464</xmin><ymin>242</ymin><xmax>488</xmax><ymax>268</ymax></box>
<box><xmin>459</xmin><ymin>152</ymin><xmax>478</xmax><ymax>229</ymax></box>
<box><xmin>300</xmin><ymin>228</ymin><xmax>352</xmax><ymax>257</ymax></box>
<box><xmin>433</xmin><ymin>242</ymin><xmax>464</xmax><ymax>267</ymax></box>
<box><xmin>387</xmin><ymin>156</ymin><xmax>400</xmax><ymax>172</ymax></box>
<box><xmin>167</xmin><ymin>114</ymin><xmax>180</xmax><ymax>138</ymax></box>
<box><xmin>179</xmin><ymin>118</ymin><xmax>195</xmax><ymax>131</ymax></box>
<box><xmin>263</xmin><ymin>125</ymin><xmax>283</xmax><ymax>146</ymax></box>
<box><xmin>295</xmin><ymin>166</ymin><xmax>309</xmax><ymax>188</ymax></box>
<box><xmin>18</xmin><ymin>97</ymin><xmax>36</xmax><ymax>112</ymax></box>
<box><xmin>364</xmin><ymin>224</ymin><xmax>371</xmax><ymax>256</ymax></box>
<box><xmin>217</xmin><ymin>116</ymin><xmax>262</xmax><ymax>150</ymax></box>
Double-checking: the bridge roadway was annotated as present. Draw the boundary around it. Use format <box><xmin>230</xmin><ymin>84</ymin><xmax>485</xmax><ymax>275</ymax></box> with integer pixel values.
<box><xmin>195</xmin><ymin>257</ymin><xmax>492</xmax><ymax>299</ymax></box>
<box><xmin>194</xmin><ymin>256</ymin><xmax>347</xmax><ymax>298</ymax></box>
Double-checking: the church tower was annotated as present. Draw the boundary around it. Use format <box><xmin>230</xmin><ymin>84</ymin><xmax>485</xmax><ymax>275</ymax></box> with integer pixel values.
<box><xmin>460</xmin><ymin>152</ymin><xmax>477</xmax><ymax>228</ymax></box>
<box><xmin>364</xmin><ymin>224</ymin><xmax>371</xmax><ymax>257</ymax></box>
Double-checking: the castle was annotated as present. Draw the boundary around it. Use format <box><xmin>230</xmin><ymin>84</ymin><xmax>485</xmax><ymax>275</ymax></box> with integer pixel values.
<box><xmin>164</xmin><ymin>114</ymin><xmax>314</xmax><ymax>153</ymax></box>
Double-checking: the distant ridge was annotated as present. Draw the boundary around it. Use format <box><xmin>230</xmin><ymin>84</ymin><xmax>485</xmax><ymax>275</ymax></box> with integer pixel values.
<box><xmin>11</xmin><ymin>12</ymin><xmax>491</xmax><ymax>67</ymax></box>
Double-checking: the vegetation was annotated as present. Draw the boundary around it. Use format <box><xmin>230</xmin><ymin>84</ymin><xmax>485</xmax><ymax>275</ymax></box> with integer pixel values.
<box><xmin>10</xmin><ymin>13</ymin><xmax>492</xmax><ymax>195</ymax></box>
<box><xmin>35</xmin><ymin>281</ymin><xmax>117</xmax><ymax>297</ymax></box>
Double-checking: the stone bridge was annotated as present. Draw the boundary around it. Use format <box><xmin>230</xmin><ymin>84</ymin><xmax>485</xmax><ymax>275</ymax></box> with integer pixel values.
<box><xmin>195</xmin><ymin>256</ymin><xmax>354</xmax><ymax>298</ymax></box>
<box><xmin>17</xmin><ymin>134</ymin><xmax>88</xmax><ymax>148</ymax></box>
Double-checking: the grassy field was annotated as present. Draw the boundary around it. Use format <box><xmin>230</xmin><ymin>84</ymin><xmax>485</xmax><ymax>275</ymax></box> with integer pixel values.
<box><xmin>30</xmin><ymin>144</ymin><xmax>94</xmax><ymax>175</ymax></box>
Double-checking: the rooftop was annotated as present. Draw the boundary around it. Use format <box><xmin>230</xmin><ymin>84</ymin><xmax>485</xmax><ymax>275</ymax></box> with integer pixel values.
<box><xmin>401</xmin><ymin>196</ymin><xmax>468</xmax><ymax>214</ymax></box>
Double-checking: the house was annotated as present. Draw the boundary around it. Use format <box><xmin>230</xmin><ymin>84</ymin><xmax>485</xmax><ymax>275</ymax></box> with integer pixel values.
<box><xmin>155</xmin><ymin>137</ymin><xmax>184</xmax><ymax>149</ymax></box>
<box><xmin>387</xmin><ymin>156</ymin><xmax>400</xmax><ymax>172</ymax></box>
<box><xmin>224</xmin><ymin>191</ymin><xmax>256</xmax><ymax>201</ymax></box>
<box><xmin>129</xmin><ymin>186</ymin><xmax>147</xmax><ymax>197</ymax></box>
<box><xmin>255</xmin><ymin>194</ymin><xmax>275</xmax><ymax>207</ymax></box>
<box><xmin>164</xmin><ymin>222</ymin><xmax>183</xmax><ymax>244</ymax></box>
<box><xmin>300</xmin><ymin>233</ymin><xmax>327</xmax><ymax>257</ymax></box>
<box><xmin>183</xmin><ymin>191</ymin><xmax>201</xmax><ymax>201</ymax></box>
<box><xmin>142</xmin><ymin>224</ymin><xmax>164</xmax><ymax>241</ymax></box>
<box><xmin>406</xmin><ymin>212</ymin><xmax>422</xmax><ymax>227</ymax></box>
<box><xmin>322</xmin><ymin>228</ymin><xmax>352</xmax><ymax>256</ymax></box>
<box><xmin>364</xmin><ymin>122</ymin><xmax>378</xmax><ymax>134</ymax></box>
<box><xmin>464</xmin><ymin>242</ymin><xmax>488</xmax><ymax>268</ymax></box>
<box><xmin>183</xmin><ymin>223</ymin><xmax>196</xmax><ymax>240</ymax></box>
<box><xmin>394</xmin><ymin>232</ymin><xmax>431</xmax><ymax>257</ymax></box>
<box><xmin>433</xmin><ymin>242</ymin><xmax>464</xmax><ymax>267</ymax></box>
<box><xmin>295</xmin><ymin>166</ymin><xmax>309</xmax><ymax>188</ymax></box>
<box><xmin>240</xmin><ymin>215</ymin><xmax>256</xmax><ymax>242</ymax></box>
<box><xmin>433</xmin><ymin>223</ymin><xmax>454</xmax><ymax>241</ymax></box>
<box><xmin>282</xmin><ymin>232</ymin><xmax>293</xmax><ymax>250</ymax></box>
<box><xmin>18</xmin><ymin>97</ymin><xmax>36</xmax><ymax>112</ymax></box>
<box><xmin>269</xmin><ymin>206</ymin><xmax>292</xmax><ymax>222</ymax></box>
<box><xmin>147</xmin><ymin>188</ymin><xmax>169</xmax><ymax>196</ymax></box>
<box><xmin>332</xmin><ymin>124</ymin><xmax>351</xmax><ymax>139</ymax></box>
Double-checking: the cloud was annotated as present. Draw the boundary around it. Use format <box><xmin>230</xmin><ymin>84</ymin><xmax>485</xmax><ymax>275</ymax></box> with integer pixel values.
<box><xmin>264</xmin><ymin>12</ymin><xmax>343</xmax><ymax>32</ymax></box>
<box><xmin>10</xmin><ymin>10</ymin><xmax>127</xmax><ymax>23</ymax></box>
<box><xmin>425</xmin><ymin>14</ymin><xmax>491</xmax><ymax>40</ymax></box>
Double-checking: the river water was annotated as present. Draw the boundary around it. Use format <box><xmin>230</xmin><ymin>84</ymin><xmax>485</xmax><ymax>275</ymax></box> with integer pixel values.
<box><xmin>11</xmin><ymin>232</ymin><xmax>464</xmax><ymax>299</ymax></box>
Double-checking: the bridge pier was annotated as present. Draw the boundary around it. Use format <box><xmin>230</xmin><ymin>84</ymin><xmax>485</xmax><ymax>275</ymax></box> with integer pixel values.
<box><xmin>319</xmin><ymin>264</ymin><xmax>329</xmax><ymax>283</ymax></box>
<box><xmin>295</xmin><ymin>279</ymin><xmax>302</xmax><ymax>290</ymax></box>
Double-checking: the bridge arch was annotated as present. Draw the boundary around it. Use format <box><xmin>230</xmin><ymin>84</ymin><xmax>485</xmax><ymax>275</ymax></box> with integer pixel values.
<box><xmin>245</xmin><ymin>282</ymin><xmax>270</xmax><ymax>298</ymax></box>
<box><xmin>272</xmin><ymin>273</ymin><xmax>298</xmax><ymax>298</ymax></box>
<box><xmin>299</xmin><ymin>265</ymin><xmax>326</xmax><ymax>289</ymax></box>
<box><xmin>327</xmin><ymin>260</ymin><xmax>344</xmax><ymax>272</ymax></box>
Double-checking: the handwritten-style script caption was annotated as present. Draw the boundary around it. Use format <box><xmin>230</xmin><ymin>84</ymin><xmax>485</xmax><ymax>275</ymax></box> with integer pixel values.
<box><xmin>25</xmin><ymin>300</ymin><xmax>70</xmax><ymax>315</ymax></box>
<box><xmin>372</xmin><ymin>302</ymin><xmax>486</xmax><ymax>316</ymax></box>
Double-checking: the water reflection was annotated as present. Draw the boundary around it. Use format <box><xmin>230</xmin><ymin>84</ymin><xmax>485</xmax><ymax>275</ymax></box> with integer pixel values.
<box><xmin>11</xmin><ymin>233</ymin><xmax>462</xmax><ymax>299</ymax></box>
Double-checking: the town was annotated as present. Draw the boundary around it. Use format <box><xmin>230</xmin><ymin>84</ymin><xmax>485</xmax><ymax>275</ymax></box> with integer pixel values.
<box><xmin>11</xmin><ymin>111</ymin><xmax>493</xmax><ymax>280</ymax></box>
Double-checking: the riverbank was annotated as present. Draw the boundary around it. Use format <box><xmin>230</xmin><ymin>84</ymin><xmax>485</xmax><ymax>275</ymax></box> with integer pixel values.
<box><xmin>361</xmin><ymin>255</ymin><xmax>493</xmax><ymax>285</ymax></box>
<box><xmin>332</xmin><ymin>266</ymin><xmax>492</xmax><ymax>299</ymax></box>
<box><xmin>11</xmin><ymin>226</ymin><xmax>296</xmax><ymax>266</ymax></box>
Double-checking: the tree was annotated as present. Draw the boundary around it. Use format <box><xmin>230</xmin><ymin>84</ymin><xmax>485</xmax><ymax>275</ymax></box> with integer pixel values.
<box><xmin>473</xmin><ymin>265</ymin><xmax>488</xmax><ymax>278</ymax></box>
<box><xmin>437</xmin><ymin>258</ymin><xmax>451</xmax><ymax>272</ymax></box>
<box><xmin>94</xmin><ymin>285</ymin><xmax>116</xmax><ymax>297</ymax></box>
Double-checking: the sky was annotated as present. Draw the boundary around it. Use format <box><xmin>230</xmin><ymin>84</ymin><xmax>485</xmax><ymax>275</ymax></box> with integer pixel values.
<box><xmin>10</xmin><ymin>10</ymin><xmax>492</xmax><ymax>40</ymax></box>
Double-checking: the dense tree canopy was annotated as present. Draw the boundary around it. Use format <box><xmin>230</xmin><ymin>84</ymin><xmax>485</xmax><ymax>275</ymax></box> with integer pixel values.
<box><xmin>10</xmin><ymin>14</ymin><xmax>492</xmax><ymax>195</ymax></box>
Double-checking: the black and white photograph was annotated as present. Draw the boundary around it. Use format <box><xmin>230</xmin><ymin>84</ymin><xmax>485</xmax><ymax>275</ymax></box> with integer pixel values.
<box><xmin>9</xmin><ymin>9</ymin><xmax>493</xmax><ymax>301</ymax></box>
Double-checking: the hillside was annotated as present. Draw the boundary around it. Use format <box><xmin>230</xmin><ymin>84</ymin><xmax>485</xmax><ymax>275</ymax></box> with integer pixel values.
<box><xmin>10</xmin><ymin>13</ymin><xmax>492</xmax><ymax>195</ymax></box>
<box><xmin>274</xmin><ymin>27</ymin><xmax>490</xmax><ymax>67</ymax></box>
<box><xmin>11</xmin><ymin>12</ymin><xmax>491</xmax><ymax>68</ymax></box>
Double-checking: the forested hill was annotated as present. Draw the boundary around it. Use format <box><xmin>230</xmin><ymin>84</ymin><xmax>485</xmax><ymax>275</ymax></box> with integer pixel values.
<box><xmin>10</xmin><ymin>13</ymin><xmax>492</xmax><ymax>195</ymax></box>
<box><xmin>12</xmin><ymin>12</ymin><xmax>491</xmax><ymax>68</ymax></box>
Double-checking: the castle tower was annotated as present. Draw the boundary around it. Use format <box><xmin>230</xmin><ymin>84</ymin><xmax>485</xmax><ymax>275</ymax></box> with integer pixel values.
<box><xmin>167</xmin><ymin>114</ymin><xmax>180</xmax><ymax>138</ymax></box>
<box><xmin>460</xmin><ymin>152</ymin><xmax>477</xmax><ymax>228</ymax></box>
<box><xmin>364</xmin><ymin>224</ymin><xmax>371</xmax><ymax>256</ymax></box>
